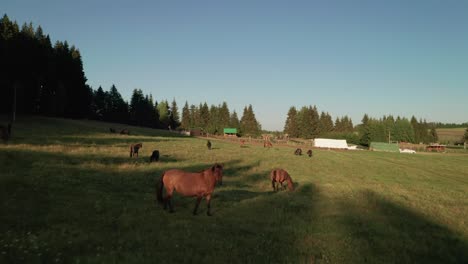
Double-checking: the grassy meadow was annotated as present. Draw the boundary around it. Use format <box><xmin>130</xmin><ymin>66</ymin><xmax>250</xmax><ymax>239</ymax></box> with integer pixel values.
<box><xmin>437</xmin><ymin>128</ymin><xmax>466</xmax><ymax>145</ymax></box>
<box><xmin>1</xmin><ymin>116</ymin><xmax>467</xmax><ymax>263</ymax></box>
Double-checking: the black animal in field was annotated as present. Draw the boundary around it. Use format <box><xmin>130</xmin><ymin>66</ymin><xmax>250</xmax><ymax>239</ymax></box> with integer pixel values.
<box><xmin>109</xmin><ymin>127</ymin><xmax>116</xmax><ymax>133</ymax></box>
<box><xmin>150</xmin><ymin>150</ymin><xmax>160</xmax><ymax>162</ymax></box>
<box><xmin>120</xmin><ymin>129</ymin><xmax>130</xmax><ymax>135</ymax></box>
<box><xmin>307</xmin><ymin>149</ymin><xmax>313</xmax><ymax>157</ymax></box>
<box><xmin>207</xmin><ymin>140</ymin><xmax>212</xmax><ymax>150</ymax></box>
<box><xmin>294</xmin><ymin>148</ymin><xmax>302</xmax><ymax>155</ymax></box>
<box><xmin>130</xmin><ymin>143</ymin><xmax>142</xmax><ymax>157</ymax></box>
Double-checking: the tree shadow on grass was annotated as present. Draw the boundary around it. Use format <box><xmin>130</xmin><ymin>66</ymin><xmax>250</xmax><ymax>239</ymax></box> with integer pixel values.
<box><xmin>339</xmin><ymin>190</ymin><xmax>468</xmax><ymax>264</ymax></box>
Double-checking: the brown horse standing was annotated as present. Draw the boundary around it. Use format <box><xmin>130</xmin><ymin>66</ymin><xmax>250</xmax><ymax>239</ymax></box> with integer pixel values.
<box><xmin>270</xmin><ymin>169</ymin><xmax>294</xmax><ymax>191</ymax></box>
<box><xmin>157</xmin><ymin>164</ymin><xmax>223</xmax><ymax>216</ymax></box>
<box><xmin>130</xmin><ymin>143</ymin><xmax>142</xmax><ymax>157</ymax></box>
<box><xmin>264</xmin><ymin>141</ymin><xmax>273</xmax><ymax>148</ymax></box>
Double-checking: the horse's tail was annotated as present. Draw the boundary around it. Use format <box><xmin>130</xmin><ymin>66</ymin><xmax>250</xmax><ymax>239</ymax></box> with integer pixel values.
<box><xmin>156</xmin><ymin>172</ymin><xmax>165</xmax><ymax>203</ymax></box>
<box><xmin>286</xmin><ymin>173</ymin><xmax>295</xmax><ymax>191</ymax></box>
<box><xmin>130</xmin><ymin>146</ymin><xmax>133</xmax><ymax>157</ymax></box>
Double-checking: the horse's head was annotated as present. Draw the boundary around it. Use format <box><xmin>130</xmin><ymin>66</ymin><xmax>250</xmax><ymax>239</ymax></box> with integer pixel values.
<box><xmin>211</xmin><ymin>163</ymin><xmax>224</xmax><ymax>186</ymax></box>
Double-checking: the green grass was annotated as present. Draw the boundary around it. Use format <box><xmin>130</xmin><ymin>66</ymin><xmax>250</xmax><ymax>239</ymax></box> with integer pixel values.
<box><xmin>1</xmin><ymin>116</ymin><xmax>468</xmax><ymax>263</ymax></box>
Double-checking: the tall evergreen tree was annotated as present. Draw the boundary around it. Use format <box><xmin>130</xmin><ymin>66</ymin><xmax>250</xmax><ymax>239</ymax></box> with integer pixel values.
<box><xmin>158</xmin><ymin>100</ymin><xmax>170</xmax><ymax>129</ymax></box>
<box><xmin>359</xmin><ymin>114</ymin><xmax>371</xmax><ymax>146</ymax></box>
<box><xmin>229</xmin><ymin>110</ymin><xmax>240</xmax><ymax>131</ymax></box>
<box><xmin>240</xmin><ymin>105</ymin><xmax>261</xmax><ymax>136</ymax></box>
<box><xmin>284</xmin><ymin>106</ymin><xmax>299</xmax><ymax>137</ymax></box>
<box><xmin>218</xmin><ymin>102</ymin><xmax>231</xmax><ymax>130</ymax></box>
<box><xmin>199</xmin><ymin>102</ymin><xmax>210</xmax><ymax>131</ymax></box>
<box><xmin>169</xmin><ymin>98</ymin><xmax>180</xmax><ymax>130</ymax></box>
<box><xmin>180</xmin><ymin>101</ymin><xmax>190</xmax><ymax>130</ymax></box>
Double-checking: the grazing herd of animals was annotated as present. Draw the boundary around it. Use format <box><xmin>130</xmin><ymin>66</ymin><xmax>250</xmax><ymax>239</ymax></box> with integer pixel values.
<box><xmin>115</xmin><ymin>127</ymin><xmax>315</xmax><ymax>216</ymax></box>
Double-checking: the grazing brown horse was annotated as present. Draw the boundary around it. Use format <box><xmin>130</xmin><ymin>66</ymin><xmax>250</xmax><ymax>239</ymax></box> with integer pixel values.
<box><xmin>270</xmin><ymin>169</ymin><xmax>294</xmax><ymax>191</ymax></box>
<box><xmin>130</xmin><ymin>143</ymin><xmax>142</xmax><ymax>157</ymax></box>
<box><xmin>120</xmin><ymin>129</ymin><xmax>130</xmax><ymax>135</ymax></box>
<box><xmin>294</xmin><ymin>148</ymin><xmax>302</xmax><ymax>155</ymax></box>
<box><xmin>307</xmin><ymin>149</ymin><xmax>313</xmax><ymax>157</ymax></box>
<box><xmin>157</xmin><ymin>164</ymin><xmax>223</xmax><ymax>216</ymax></box>
<box><xmin>264</xmin><ymin>141</ymin><xmax>273</xmax><ymax>148</ymax></box>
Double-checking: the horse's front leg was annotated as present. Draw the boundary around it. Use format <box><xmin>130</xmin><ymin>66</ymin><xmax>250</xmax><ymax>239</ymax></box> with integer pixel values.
<box><xmin>272</xmin><ymin>180</ymin><xmax>276</xmax><ymax>191</ymax></box>
<box><xmin>164</xmin><ymin>190</ymin><xmax>174</xmax><ymax>213</ymax></box>
<box><xmin>206</xmin><ymin>194</ymin><xmax>212</xmax><ymax>216</ymax></box>
<box><xmin>193</xmin><ymin>196</ymin><xmax>202</xmax><ymax>215</ymax></box>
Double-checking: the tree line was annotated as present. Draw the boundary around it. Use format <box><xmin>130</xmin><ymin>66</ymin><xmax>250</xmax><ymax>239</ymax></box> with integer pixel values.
<box><xmin>358</xmin><ymin>115</ymin><xmax>438</xmax><ymax>146</ymax></box>
<box><xmin>283</xmin><ymin>105</ymin><xmax>355</xmax><ymax>141</ymax></box>
<box><xmin>89</xmin><ymin>84</ymin><xmax>262</xmax><ymax>136</ymax></box>
<box><xmin>0</xmin><ymin>14</ymin><xmax>92</xmax><ymax>118</ymax></box>
<box><xmin>0</xmin><ymin>14</ymin><xmax>261</xmax><ymax>136</ymax></box>
<box><xmin>1</xmin><ymin>14</ymin><xmax>463</xmax><ymax>143</ymax></box>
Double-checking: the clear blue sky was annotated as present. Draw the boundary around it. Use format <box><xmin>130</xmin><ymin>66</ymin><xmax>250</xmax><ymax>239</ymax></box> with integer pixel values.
<box><xmin>3</xmin><ymin>0</ymin><xmax>468</xmax><ymax>130</ymax></box>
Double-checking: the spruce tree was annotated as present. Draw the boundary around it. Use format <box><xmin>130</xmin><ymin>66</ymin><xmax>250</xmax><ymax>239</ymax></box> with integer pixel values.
<box><xmin>229</xmin><ymin>111</ymin><xmax>240</xmax><ymax>131</ymax></box>
<box><xmin>169</xmin><ymin>98</ymin><xmax>180</xmax><ymax>130</ymax></box>
<box><xmin>158</xmin><ymin>100</ymin><xmax>170</xmax><ymax>129</ymax></box>
<box><xmin>284</xmin><ymin>106</ymin><xmax>298</xmax><ymax>137</ymax></box>
<box><xmin>359</xmin><ymin>114</ymin><xmax>371</xmax><ymax>146</ymax></box>
<box><xmin>180</xmin><ymin>101</ymin><xmax>190</xmax><ymax>130</ymax></box>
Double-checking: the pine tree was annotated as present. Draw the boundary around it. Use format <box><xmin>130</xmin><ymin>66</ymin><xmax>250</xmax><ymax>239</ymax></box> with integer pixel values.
<box><xmin>319</xmin><ymin>112</ymin><xmax>334</xmax><ymax>136</ymax></box>
<box><xmin>219</xmin><ymin>102</ymin><xmax>230</xmax><ymax>130</ymax></box>
<box><xmin>180</xmin><ymin>101</ymin><xmax>190</xmax><ymax>130</ymax></box>
<box><xmin>240</xmin><ymin>105</ymin><xmax>260</xmax><ymax>136</ymax></box>
<box><xmin>207</xmin><ymin>104</ymin><xmax>219</xmax><ymax>134</ymax></box>
<box><xmin>158</xmin><ymin>100</ymin><xmax>170</xmax><ymax>129</ymax></box>
<box><xmin>359</xmin><ymin>114</ymin><xmax>371</xmax><ymax>146</ymax></box>
<box><xmin>169</xmin><ymin>98</ymin><xmax>180</xmax><ymax>130</ymax></box>
<box><xmin>229</xmin><ymin>111</ymin><xmax>240</xmax><ymax>131</ymax></box>
<box><xmin>284</xmin><ymin>106</ymin><xmax>298</xmax><ymax>137</ymax></box>
<box><xmin>199</xmin><ymin>102</ymin><xmax>210</xmax><ymax>131</ymax></box>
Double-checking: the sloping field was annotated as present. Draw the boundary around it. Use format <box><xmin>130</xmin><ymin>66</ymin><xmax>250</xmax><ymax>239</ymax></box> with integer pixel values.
<box><xmin>437</xmin><ymin>128</ymin><xmax>466</xmax><ymax>144</ymax></box>
<box><xmin>1</xmin><ymin>117</ymin><xmax>467</xmax><ymax>263</ymax></box>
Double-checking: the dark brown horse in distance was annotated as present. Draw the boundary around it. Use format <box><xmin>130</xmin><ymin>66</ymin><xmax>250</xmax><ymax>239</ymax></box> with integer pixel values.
<box><xmin>157</xmin><ymin>163</ymin><xmax>224</xmax><ymax>216</ymax></box>
<box><xmin>130</xmin><ymin>143</ymin><xmax>142</xmax><ymax>157</ymax></box>
<box><xmin>150</xmin><ymin>150</ymin><xmax>159</xmax><ymax>162</ymax></box>
<box><xmin>307</xmin><ymin>149</ymin><xmax>313</xmax><ymax>157</ymax></box>
<box><xmin>120</xmin><ymin>128</ymin><xmax>130</xmax><ymax>135</ymax></box>
<box><xmin>294</xmin><ymin>148</ymin><xmax>302</xmax><ymax>155</ymax></box>
<box><xmin>270</xmin><ymin>169</ymin><xmax>294</xmax><ymax>191</ymax></box>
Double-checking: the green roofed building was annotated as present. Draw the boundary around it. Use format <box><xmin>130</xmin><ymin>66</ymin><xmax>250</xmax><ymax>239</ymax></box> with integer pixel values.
<box><xmin>224</xmin><ymin>128</ymin><xmax>237</xmax><ymax>136</ymax></box>
<box><xmin>369</xmin><ymin>142</ymin><xmax>399</xmax><ymax>152</ymax></box>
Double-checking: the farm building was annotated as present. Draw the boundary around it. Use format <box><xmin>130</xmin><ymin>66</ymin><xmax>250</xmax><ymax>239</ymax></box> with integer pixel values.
<box><xmin>314</xmin><ymin>138</ymin><xmax>349</xmax><ymax>149</ymax></box>
<box><xmin>426</xmin><ymin>144</ymin><xmax>446</xmax><ymax>152</ymax></box>
<box><xmin>224</xmin><ymin>128</ymin><xmax>238</xmax><ymax>137</ymax></box>
<box><xmin>369</xmin><ymin>142</ymin><xmax>399</xmax><ymax>152</ymax></box>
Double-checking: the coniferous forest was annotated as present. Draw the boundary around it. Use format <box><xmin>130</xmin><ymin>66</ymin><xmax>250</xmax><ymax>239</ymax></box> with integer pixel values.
<box><xmin>0</xmin><ymin>14</ymin><xmax>456</xmax><ymax>143</ymax></box>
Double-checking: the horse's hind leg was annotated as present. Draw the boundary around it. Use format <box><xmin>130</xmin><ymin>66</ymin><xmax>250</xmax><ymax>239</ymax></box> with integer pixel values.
<box><xmin>205</xmin><ymin>194</ymin><xmax>212</xmax><ymax>216</ymax></box>
<box><xmin>272</xmin><ymin>180</ymin><xmax>276</xmax><ymax>191</ymax></box>
<box><xmin>164</xmin><ymin>189</ymin><xmax>175</xmax><ymax>213</ymax></box>
<box><xmin>193</xmin><ymin>196</ymin><xmax>202</xmax><ymax>215</ymax></box>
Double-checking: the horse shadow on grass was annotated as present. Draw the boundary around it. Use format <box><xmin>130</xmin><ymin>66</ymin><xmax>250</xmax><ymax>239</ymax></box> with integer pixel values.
<box><xmin>338</xmin><ymin>190</ymin><xmax>468</xmax><ymax>263</ymax></box>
